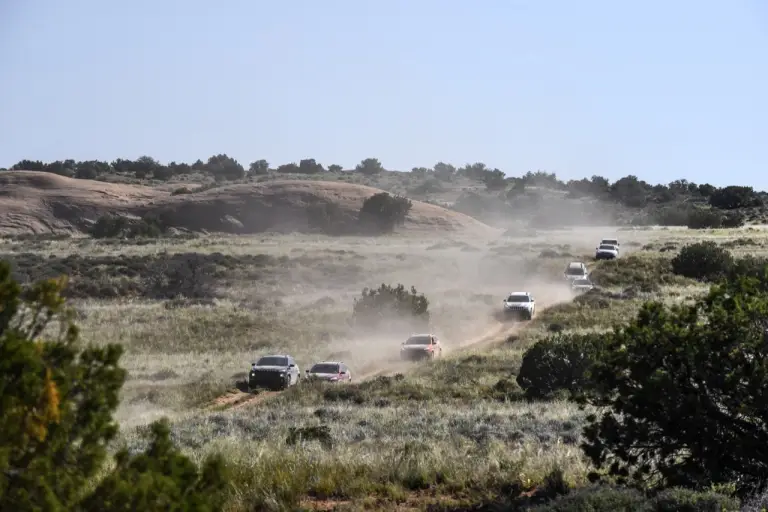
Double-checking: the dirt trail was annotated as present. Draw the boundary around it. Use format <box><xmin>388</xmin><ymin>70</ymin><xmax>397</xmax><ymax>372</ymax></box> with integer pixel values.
<box><xmin>207</xmin><ymin>294</ymin><xmax>570</xmax><ymax>412</ymax></box>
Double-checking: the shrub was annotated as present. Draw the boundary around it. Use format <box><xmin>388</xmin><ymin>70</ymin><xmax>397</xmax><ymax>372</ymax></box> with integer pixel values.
<box><xmin>709</xmin><ymin>185</ymin><xmax>762</xmax><ymax>210</ymax></box>
<box><xmin>352</xmin><ymin>283</ymin><xmax>430</xmax><ymax>333</ymax></box>
<box><xmin>90</xmin><ymin>213</ymin><xmax>168</xmax><ymax>239</ymax></box>
<box><xmin>580</xmin><ymin>277</ymin><xmax>768</xmax><ymax>497</ymax></box>
<box><xmin>529</xmin><ymin>485</ymin><xmax>649</xmax><ymax>511</ymax></box>
<box><xmin>589</xmin><ymin>255</ymin><xmax>678</xmax><ymax>290</ymax></box>
<box><xmin>670</xmin><ymin>241</ymin><xmax>734</xmax><ymax>281</ymax></box>
<box><xmin>0</xmin><ymin>261</ymin><xmax>229</xmax><ymax>509</ymax></box>
<box><xmin>306</xmin><ymin>202</ymin><xmax>348</xmax><ymax>234</ymax></box>
<box><xmin>529</xmin><ymin>485</ymin><xmax>740</xmax><ymax>511</ymax></box>
<box><xmin>686</xmin><ymin>209</ymin><xmax>746</xmax><ymax>229</ymax></box>
<box><xmin>0</xmin><ymin>263</ymin><xmax>127</xmax><ymax>509</ymax></box>
<box><xmin>80</xmin><ymin>419</ymin><xmax>229</xmax><ymax>511</ymax></box>
<box><xmin>516</xmin><ymin>333</ymin><xmax>604</xmax><ymax>400</ymax></box>
<box><xmin>651</xmin><ymin>487</ymin><xmax>740</xmax><ymax>511</ymax></box>
<box><xmin>358</xmin><ymin>192</ymin><xmax>413</xmax><ymax>233</ymax></box>
<box><xmin>726</xmin><ymin>254</ymin><xmax>768</xmax><ymax>285</ymax></box>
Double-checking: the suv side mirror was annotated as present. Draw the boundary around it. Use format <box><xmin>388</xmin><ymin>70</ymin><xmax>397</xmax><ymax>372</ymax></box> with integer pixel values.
<box><xmin>340</xmin><ymin>371</ymin><xmax>346</xmax><ymax>375</ymax></box>
<box><xmin>288</xmin><ymin>363</ymin><xmax>295</xmax><ymax>368</ymax></box>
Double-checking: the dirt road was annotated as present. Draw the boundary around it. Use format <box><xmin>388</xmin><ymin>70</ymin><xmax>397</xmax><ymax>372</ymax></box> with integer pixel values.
<box><xmin>207</xmin><ymin>292</ymin><xmax>570</xmax><ymax>411</ymax></box>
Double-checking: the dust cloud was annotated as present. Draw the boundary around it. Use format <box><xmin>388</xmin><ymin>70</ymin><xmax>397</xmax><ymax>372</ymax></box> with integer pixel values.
<box><xmin>271</xmin><ymin>220</ymin><xmax>615</xmax><ymax>382</ymax></box>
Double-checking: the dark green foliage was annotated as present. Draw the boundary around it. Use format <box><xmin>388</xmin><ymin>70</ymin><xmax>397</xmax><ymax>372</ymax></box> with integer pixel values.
<box><xmin>728</xmin><ymin>254</ymin><xmax>768</xmax><ymax>286</ymax></box>
<box><xmin>0</xmin><ymin>261</ymin><xmax>127</xmax><ymax>510</ymax></box>
<box><xmin>580</xmin><ymin>277</ymin><xmax>768</xmax><ymax>497</ymax></box>
<box><xmin>306</xmin><ymin>202</ymin><xmax>348</xmax><ymax>234</ymax></box>
<box><xmin>651</xmin><ymin>487</ymin><xmax>740</xmax><ymax>511</ymax></box>
<box><xmin>358</xmin><ymin>192</ymin><xmax>413</xmax><ymax>233</ymax></box>
<box><xmin>529</xmin><ymin>485</ymin><xmax>649</xmax><ymax>511</ymax></box>
<box><xmin>90</xmin><ymin>214</ymin><xmax>168</xmax><ymax>239</ymax></box>
<box><xmin>670</xmin><ymin>241</ymin><xmax>734</xmax><ymax>281</ymax></box>
<box><xmin>516</xmin><ymin>333</ymin><xmax>604</xmax><ymax>400</ymax></box>
<box><xmin>355</xmin><ymin>157</ymin><xmax>384</xmax><ymax>175</ymax></box>
<box><xmin>590</xmin><ymin>255</ymin><xmax>680</xmax><ymax>290</ymax></box>
<box><xmin>528</xmin><ymin>485</ymin><xmax>739</xmax><ymax>511</ymax></box>
<box><xmin>686</xmin><ymin>208</ymin><xmax>746</xmax><ymax>229</ymax></box>
<box><xmin>248</xmin><ymin>159</ymin><xmax>269</xmax><ymax>175</ymax></box>
<box><xmin>352</xmin><ymin>283</ymin><xmax>429</xmax><ymax>332</ymax></box>
<box><xmin>0</xmin><ymin>261</ymin><xmax>232</xmax><ymax>510</ymax></box>
<box><xmin>4</xmin><ymin>252</ymin><xmax>276</xmax><ymax>300</ymax></box>
<box><xmin>79</xmin><ymin>419</ymin><xmax>229</xmax><ymax>512</ymax></box>
<box><xmin>285</xmin><ymin>425</ymin><xmax>334</xmax><ymax>450</ymax></box>
<box><xmin>709</xmin><ymin>185</ymin><xmax>763</xmax><ymax>210</ymax></box>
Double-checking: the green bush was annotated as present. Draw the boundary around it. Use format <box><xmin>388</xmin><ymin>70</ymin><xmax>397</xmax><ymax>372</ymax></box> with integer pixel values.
<box><xmin>670</xmin><ymin>241</ymin><xmax>734</xmax><ymax>281</ymax></box>
<box><xmin>358</xmin><ymin>192</ymin><xmax>413</xmax><ymax>233</ymax></box>
<box><xmin>352</xmin><ymin>283</ymin><xmax>430</xmax><ymax>333</ymax></box>
<box><xmin>530</xmin><ymin>485</ymin><xmax>649</xmax><ymax>511</ymax></box>
<box><xmin>0</xmin><ymin>261</ymin><xmax>229</xmax><ymax>510</ymax></box>
<box><xmin>590</xmin><ymin>255</ymin><xmax>678</xmax><ymax>289</ymax></box>
<box><xmin>529</xmin><ymin>485</ymin><xmax>740</xmax><ymax>511</ymax></box>
<box><xmin>652</xmin><ymin>487</ymin><xmax>740</xmax><ymax>511</ymax></box>
<box><xmin>306</xmin><ymin>202</ymin><xmax>348</xmax><ymax>234</ymax></box>
<box><xmin>90</xmin><ymin>213</ymin><xmax>168</xmax><ymax>239</ymax></box>
<box><xmin>580</xmin><ymin>277</ymin><xmax>768</xmax><ymax>497</ymax></box>
<box><xmin>516</xmin><ymin>333</ymin><xmax>604</xmax><ymax>400</ymax></box>
<box><xmin>686</xmin><ymin>209</ymin><xmax>745</xmax><ymax>229</ymax></box>
<box><xmin>80</xmin><ymin>419</ymin><xmax>229</xmax><ymax>511</ymax></box>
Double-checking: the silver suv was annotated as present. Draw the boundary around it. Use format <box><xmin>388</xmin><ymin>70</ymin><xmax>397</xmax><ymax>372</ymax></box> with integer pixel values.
<box><xmin>564</xmin><ymin>262</ymin><xmax>589</xmax><ymax>281</ymax></box>
<box><xmin>502</xmin><ymin>291</ymin><xmax>536</xmax><ymax>320</ymax></box>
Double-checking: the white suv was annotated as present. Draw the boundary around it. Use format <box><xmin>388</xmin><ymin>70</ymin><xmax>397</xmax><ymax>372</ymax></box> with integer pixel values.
<box><xmin>502</xmin><ymin>292</ymin><xmax>536</xmax><ymax>320</ymax></box>
<box><xmin>564</xmin><ymin>262</ymin><xmax>589</xmax><ymax>281</ymax></box>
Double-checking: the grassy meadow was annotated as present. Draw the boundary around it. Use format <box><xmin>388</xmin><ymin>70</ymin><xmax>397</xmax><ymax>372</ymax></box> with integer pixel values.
<box><xmin>3</xmin><ymin>224</ymin><xmax>767</xmax><ymax>510</ymax></box>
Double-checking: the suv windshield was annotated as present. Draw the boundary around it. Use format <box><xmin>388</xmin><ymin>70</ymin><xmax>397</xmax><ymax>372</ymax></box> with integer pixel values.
<box><xmin>506</xmin><ymin>294</ymin><xmax>530</xmax><ymax>302</ymax></box>
<box><xmin>598</xmin><ymin>245</ymin><xmax>615</xmax><ymax>250</ymax></box>
<box><xmin>405</xmin><ymin>335</ymin><xmax>431</xmax><ymax>345</ymax></box>
<box><xmin>602</xmin><ymin>239</ymin><xmax>618</xmax><ymax>245</ymax></box>
<box><xmin>310</xmin><ymin>363</ymin><xmax>340</xmax><ymax>373</ymax></box>
<box><xmin>255</xmin><ymin>356</ymin><xmax>288</xmax><ymax>366</ymax></box>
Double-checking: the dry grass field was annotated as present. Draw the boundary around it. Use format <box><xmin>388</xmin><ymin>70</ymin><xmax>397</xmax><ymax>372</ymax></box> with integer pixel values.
<box><xmin>4</xmin><ymin>220</ymin><xmax>767</xmax><ymax>510</ymax></box>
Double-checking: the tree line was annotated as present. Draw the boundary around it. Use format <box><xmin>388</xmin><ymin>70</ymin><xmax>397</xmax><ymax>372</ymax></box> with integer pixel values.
<box><xmin>2</xmin><ymin>156</ymin><xmax>764</xmax><ymax>213</ymax></box>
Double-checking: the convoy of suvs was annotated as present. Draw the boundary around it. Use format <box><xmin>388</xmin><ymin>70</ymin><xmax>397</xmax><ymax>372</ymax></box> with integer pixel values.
<box><xmin>247</xmin><ymin>237</ymin><xmax>619</xmax><ymax>393</ymax></box>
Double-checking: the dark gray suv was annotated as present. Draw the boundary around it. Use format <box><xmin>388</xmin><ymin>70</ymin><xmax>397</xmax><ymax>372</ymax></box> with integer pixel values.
<box><xmin>248</xmin><ymin>354</ymin><xmax>300</xmax><ymax>391</ymax></box>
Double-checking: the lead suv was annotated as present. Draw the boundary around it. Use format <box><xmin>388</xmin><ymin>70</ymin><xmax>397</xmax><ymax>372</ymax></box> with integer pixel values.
<box><xmin>248</xmin><ymin>354</ymin><xmax>301</xmax><ymax>391</ymax></box>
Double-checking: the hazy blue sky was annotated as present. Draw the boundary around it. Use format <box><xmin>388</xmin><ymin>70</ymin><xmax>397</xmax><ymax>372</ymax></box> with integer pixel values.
<box><xmin>1</xmin><ymin>1</ymin><xmax>766</xmax><ymax>188</ymax></box>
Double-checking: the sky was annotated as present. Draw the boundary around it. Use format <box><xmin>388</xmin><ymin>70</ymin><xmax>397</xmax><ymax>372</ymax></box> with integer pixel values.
<box><xmin>1</xmin><ymin>0</ymin><xmax>767</xmax><ymax>188</ymax></box>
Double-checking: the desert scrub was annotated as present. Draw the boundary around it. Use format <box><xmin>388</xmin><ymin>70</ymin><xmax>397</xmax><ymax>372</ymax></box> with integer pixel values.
<box><xmin>1</xmin><ymin>251</ymin><xmax>285</xmax><ymax>299</ymax></box>
<box><xmin>117</xmin><ymin>401</ymin><xmax>591</xmax><ymax>510</ymax></box>
<box><xmin>588</xmin><ymin>253</ymin><xmax>692</xmax><ymax>291</ymax></box>
<box><xmin>534</xmin><ymin>297</ymin><xmax>646</xmax><ymax>331</ymax></box>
